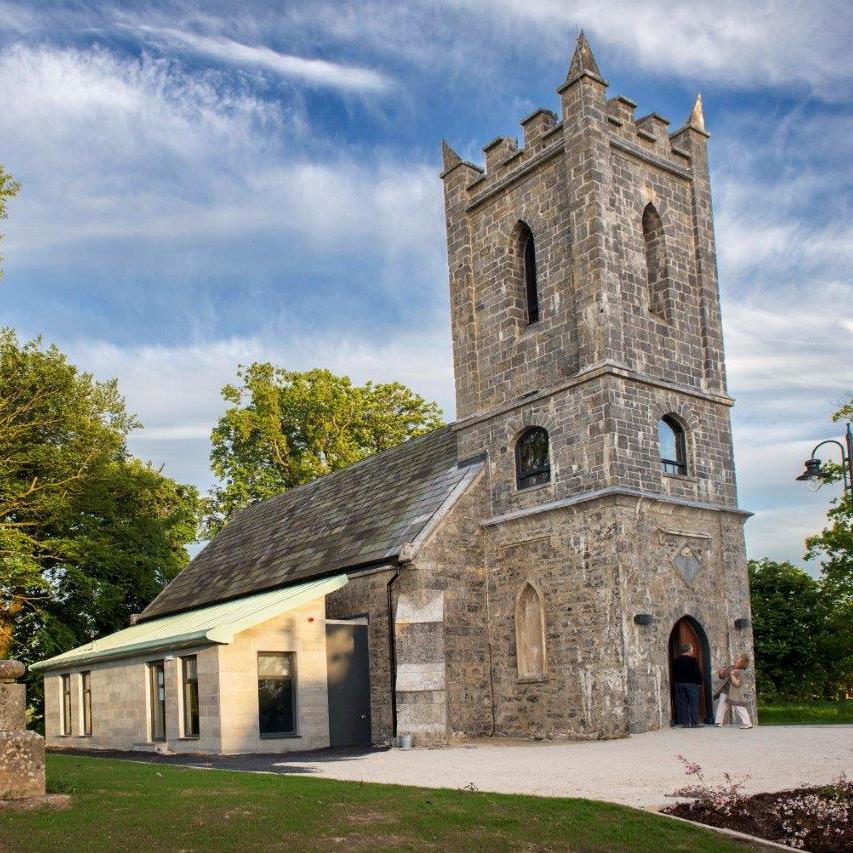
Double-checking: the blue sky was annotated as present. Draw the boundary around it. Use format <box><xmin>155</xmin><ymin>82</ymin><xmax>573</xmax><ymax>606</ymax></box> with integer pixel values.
<box><xmin>1</xmin><ymin>0</ymin><xmax>851</xmax><ymax>567</ymax></box>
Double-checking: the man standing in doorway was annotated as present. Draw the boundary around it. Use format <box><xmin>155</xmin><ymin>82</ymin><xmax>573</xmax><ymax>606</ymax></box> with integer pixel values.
<box><xmin>673</xmin><ymin>643</ymin><xmax>703</xmax><ymax>727</ymax></box>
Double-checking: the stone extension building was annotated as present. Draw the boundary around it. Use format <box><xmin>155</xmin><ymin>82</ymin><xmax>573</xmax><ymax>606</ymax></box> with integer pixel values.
<box><xmin>34</xmin><ymin>34</ymin><xmax>755</xmax><ymax>752</ymax></box>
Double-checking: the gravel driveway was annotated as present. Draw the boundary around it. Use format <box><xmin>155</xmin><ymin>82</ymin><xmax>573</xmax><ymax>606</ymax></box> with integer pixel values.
<box><xmin>277</xmin><ymin>726</ymin><xmax>852</xmax><ymax>808</ymax></box>
<box><xmin>57</xmin><ymin>725</ymin><xmax>852</xmax><ymax>810</ymax></box>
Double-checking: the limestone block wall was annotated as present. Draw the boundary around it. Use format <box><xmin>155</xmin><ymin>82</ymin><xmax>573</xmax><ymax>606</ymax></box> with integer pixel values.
<box><xmin>45</xmin><ymin>646</ymin><xmax>221</xmax><ymax>752</ymax></box>
<box><xmin>44</xmin><ymin>596</ymin><xmax>331</xmax><ymax>753</ymax></box>
<box><xmin>217</xmin><ymin>598</ymin><xmax>330</xmax><ymax>753</ymax></box>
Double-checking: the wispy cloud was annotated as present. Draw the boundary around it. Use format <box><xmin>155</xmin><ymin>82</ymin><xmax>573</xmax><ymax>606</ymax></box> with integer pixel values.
<box><xmin>136</xmin><ymin>25</ymin><xmax>391</xmax><ymax>92</ymax></box>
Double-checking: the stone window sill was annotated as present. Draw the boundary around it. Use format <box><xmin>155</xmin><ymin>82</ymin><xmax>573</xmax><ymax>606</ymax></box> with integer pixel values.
<box><xmin>178</xmin><ymin>736</ymin><xmax>200</xmax><ymax>741</ymax></box>
<box><xmin>662</xmin><ymin>472</ymin><xmax>698</xmax><ymax>484</ymax></box>
<box><xmin>514</xmin><ymin>480</ymin><xmax>553</xmax><ymax>496</ymax></box>
<box><xmin>517</xmin><ymin>675</ymin><xmax>548</xmax><ymax>684</ymax></box>
<box><xmin>259</xmin><ymin>733</ymin><xmax>302</xmax><ymax>740</ymax></box>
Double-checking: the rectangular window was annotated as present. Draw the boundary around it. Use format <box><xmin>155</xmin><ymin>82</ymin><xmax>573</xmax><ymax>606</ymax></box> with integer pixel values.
<box><xmin>81</xmin><ymin>671</ymin><xmax>92</xmax><ymax>736</ymax></box>
<box><xmin>61</xmin><ymin>674</ymin><xmax>72</xmax><ymax>736</ymax></box>
<box><xmin>181</xmin><ymin>656</ymin><xmax>199</xmax><ymax>738</ymax></box>
<box><xmin>257</xmin><ymin>652</ymin><xmax>296</xmax><ymax>737</ymax></box>
<box><xmin>148</xmin><ymin>661</ymin><xmax>166</xmax><ymax>742</ymax></box>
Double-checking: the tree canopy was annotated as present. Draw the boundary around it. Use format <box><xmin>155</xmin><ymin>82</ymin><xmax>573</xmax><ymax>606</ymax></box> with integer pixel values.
<box><xmin>750</xmin><ymin>397</ymin><xmax>853</xmax><ymax>701</ymax></box>
<box><xmin>0</xmin><ymin>164</ymin><xmax>20</xmax><ymax>276</ymax></box>
<box><xmin>206</xmin><ymin>364</ymin><xmax>444</xmax><ymax>535</ymax></box>
<box><xmin>0</xmin><ymin>330</ymin><xmax>201</xmax><ymax>722</ymax></box>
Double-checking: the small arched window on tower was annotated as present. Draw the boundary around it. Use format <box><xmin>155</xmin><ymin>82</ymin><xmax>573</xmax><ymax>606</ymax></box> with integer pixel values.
<box><xmin>642</xmin><ymin>204</ymin><xmax>669</xmax><ymax>321</ymax></box>
<box><xmin>516</xmin><ymin>427</ymin><xmax>550</xmax><ymax>489</ymax></box>
<box><xmin>516</xmin><ymin>582</ymin><xmax>546</xmax><ymax>680</ymax></box>
<box><xmin>519</xmin><ymin>223</ymin><xmax>540</xmax><ymax>324</ymax></box>
<box><xmin>659</xmin><ymin>415</ymin><xmax>687</xmax><ymax>476</ymax></box>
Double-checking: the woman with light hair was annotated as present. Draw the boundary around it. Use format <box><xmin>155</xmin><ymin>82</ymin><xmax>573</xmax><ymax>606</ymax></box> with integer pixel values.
<box><xmin>717</xmin><ymin>652</ymin><xmax>753</xmax><ymax>729</ymax></box>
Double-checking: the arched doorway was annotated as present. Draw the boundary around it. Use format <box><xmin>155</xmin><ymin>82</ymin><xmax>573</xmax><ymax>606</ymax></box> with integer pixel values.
<box><xmin>668</xmin><ymin>616</ymin><xmax>713</xmax><ymax>724</ymax></box>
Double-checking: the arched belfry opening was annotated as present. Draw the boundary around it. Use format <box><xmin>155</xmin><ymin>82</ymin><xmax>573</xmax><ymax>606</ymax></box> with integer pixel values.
<box><xmin>668</xmin><ymin>616</ymin><xmax>713</xmax><ymax>724</ymax></box>
<box><xmin>642</xmin><ymin>203</ymin><xmax>669</xmax><ymax>321</ymax></box>
<box><xmin>514</xmin><ymin>221</ymin><xmax>539</xmax><ymax>325</ymax></box>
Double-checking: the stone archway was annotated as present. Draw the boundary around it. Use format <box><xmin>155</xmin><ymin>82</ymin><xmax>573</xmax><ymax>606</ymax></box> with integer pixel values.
<box><xmin>668</xmin><ymin>616</ymin><xmax>713</xmax><ymax>724</ymax></box>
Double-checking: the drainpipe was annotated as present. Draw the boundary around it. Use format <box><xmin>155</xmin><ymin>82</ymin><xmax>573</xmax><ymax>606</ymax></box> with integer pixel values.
<box><xmin>386</xmin><ymin>568</ymin><xmax>400</xmax><ymax>738</ymax></box>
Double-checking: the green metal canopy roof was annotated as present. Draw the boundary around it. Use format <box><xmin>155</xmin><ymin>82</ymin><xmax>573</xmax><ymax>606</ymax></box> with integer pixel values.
<box><xmin>30</xmin><ymin>574</ymin><xmax>348</xmax><ymax>673</ymax></box>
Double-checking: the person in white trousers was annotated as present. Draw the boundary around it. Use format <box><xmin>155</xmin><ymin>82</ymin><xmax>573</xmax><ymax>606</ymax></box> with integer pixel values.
<box><xmin>714</xmin><ymin>663</ymin><xmax>732</xmax><ymax>726</ymax></box>
<box><xmin>715</xmin><ymin>653</ymin><xmax>753</xmax><ymax>729</ymax></box>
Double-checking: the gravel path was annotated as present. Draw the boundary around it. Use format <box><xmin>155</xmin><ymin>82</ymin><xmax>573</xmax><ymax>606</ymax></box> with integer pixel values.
<box><xmin>56</xmin><ymin>725</ymin><xmax>853</xmax><ymax>810</ymax></box>
<box><xmin>278</xmin><ymin>726</ymin><xmax>853</xmax><ymax>809</ymax></box>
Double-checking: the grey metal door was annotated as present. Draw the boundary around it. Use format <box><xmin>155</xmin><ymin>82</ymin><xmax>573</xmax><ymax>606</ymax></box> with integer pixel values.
<box><xmin>326</xmin><ymin>622</ymin><xmax>371</xmax><ymax>746</ymax></box>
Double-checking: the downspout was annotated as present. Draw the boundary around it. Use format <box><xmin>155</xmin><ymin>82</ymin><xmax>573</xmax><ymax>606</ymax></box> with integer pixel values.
<box><xmin>386</xmin><ymin>567</ymin><xmax>400</xmax><ymax>739</ymax></box>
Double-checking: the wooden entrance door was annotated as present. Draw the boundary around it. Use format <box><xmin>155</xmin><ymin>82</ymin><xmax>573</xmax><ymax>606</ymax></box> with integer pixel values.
<box><xmin>668</xmin><ymin>617</ymin><xmax>712</xmax><ymax>724</ymax></box>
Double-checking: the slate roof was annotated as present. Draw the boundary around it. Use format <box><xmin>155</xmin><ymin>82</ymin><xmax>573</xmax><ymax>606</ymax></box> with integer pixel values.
<box><xmin>142</xmin><ymin>426</ymin><xmax>474</xmax><ymax>621</ymax></box>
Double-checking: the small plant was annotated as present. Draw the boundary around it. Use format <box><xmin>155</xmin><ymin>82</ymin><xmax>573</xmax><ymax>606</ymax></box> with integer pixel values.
<box><xmin>46</xmin><ymin>778</ymin><xmax>77</xmax><ymax>795</ymax></box>
<box><xmin>668</xmin><ymin>754</ymin><xmax>750</xmax><ymax>817</ymax></box>
<box><xmin>771</xmin><ymin>773</ymin><xmax>851</xmax><ymax>849</ymax></box>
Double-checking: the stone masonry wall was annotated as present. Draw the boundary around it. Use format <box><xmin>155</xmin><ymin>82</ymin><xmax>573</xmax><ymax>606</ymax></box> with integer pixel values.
<box><xmin>480</xmin><ymin>493</ymin><xmax>753</xmax><ymax>739</ymax></box>
<box><xmin>402</xmin><ymin>471</ymin><xmax>491</xmax><ymax>742</ymax></box>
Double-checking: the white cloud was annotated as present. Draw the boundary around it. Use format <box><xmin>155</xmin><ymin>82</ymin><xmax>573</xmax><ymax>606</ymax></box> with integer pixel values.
<box><xmin>62</xmin><ymin>326</ymin><xmax>455</xmax><ymax>493</ymax></box>
<box><xmin>0</xmin><ymin>42</ymin><xmax>443</xmax><ymax>295</ymax></box>
<box><xmin>444</xmin><ymin>0</ymin><xmax>853</xmax><ymax>99</ymax></box>
<box><xmin>135</xmin><ymin>26</ymin><xmax>391</xmax><ymax>92</ymax></box>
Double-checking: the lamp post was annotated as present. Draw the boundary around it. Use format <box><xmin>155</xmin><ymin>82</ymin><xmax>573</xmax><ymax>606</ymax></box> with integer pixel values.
<box><xmin>795</xmin><ymin>422</ymin><xmax>853</xmax><ymax>494</ymax></box>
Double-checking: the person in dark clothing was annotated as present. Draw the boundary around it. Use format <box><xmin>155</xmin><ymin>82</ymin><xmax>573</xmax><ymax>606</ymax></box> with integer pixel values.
<box><xmin>673</xmin><ymin>642</ymin><xmax>703</xmax><ymax>727</ymax></box>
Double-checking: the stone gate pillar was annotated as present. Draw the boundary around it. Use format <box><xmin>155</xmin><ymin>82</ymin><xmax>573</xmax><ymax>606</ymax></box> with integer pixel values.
<box><xmin>0</xmin><ymin>660</ymin><xmax>46</xmax><ymax>799</ymax></box>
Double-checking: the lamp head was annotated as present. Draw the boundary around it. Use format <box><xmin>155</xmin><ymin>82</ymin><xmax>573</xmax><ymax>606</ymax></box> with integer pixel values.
<box><xmin>796</xmin><ymin>457</ymin><xmax>824</xmax><ymax>491</ymax></box>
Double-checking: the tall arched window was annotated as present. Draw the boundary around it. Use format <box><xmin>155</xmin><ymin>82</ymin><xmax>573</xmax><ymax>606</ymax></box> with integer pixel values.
<box><xmin>516</xmin><ymin>427</ymin><xmax>550</xmax><ymax>489</ymax></box>
<box><xmin>642</xmin><ymin>204</ymin><xmax>669</xmax><ymax>321</ymax></box>
<box><xmin>516</xmin><ymin>582</ymin><xmax>546</xmax><ymax>679</ymax></box>
<box><xmin>659</xmin><ymin>415</ymin><xmax>687</xmax><ymax>475</ymax></box>
<box><xmin>519</xmin><ymin>223</ymin><xmax>539</xmax><ymax>324</ymax></box>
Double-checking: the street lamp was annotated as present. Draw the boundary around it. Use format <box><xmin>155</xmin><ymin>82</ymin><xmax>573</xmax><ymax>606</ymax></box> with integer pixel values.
<box><xmin>796</xmin><ymin>422</ymin><xmax>853</xmax><ymax>494</ymax></box>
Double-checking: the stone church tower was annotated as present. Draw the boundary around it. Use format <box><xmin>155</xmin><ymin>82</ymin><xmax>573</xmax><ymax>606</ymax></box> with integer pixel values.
<box><xmin>439</xmin><ymin>33</ymin><xmax>754</xmax><ymax>737</ymax></box>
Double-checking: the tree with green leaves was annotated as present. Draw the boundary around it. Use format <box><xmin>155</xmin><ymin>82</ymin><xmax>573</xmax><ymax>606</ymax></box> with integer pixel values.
<box><xmin>747</xmin><ymin>558</ymin><xmax>830</xmax><ymax>700</ymax></box>
<box><xmin>0</xmin><ymin>164</ymin><xmax>20</xmax><ymax>276</ymax></box>
<box><xmin>206</xmin><ymin>364</ymin><xmax>444</xmax><ymax>535</ymax></box>
<box><xmin>0</xmin><ymin>330</ymin><xmax>201</xmax><ymax>689</ymax></box>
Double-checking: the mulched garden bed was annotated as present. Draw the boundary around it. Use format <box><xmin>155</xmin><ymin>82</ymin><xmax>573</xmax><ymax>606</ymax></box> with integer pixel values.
<box><xmin>663</xmin><ymin>785</ymin><xmax>852</xmax><ymax>851</ymax></box>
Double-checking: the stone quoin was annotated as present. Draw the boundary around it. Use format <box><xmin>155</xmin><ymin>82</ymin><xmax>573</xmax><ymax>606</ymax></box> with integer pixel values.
<box><xmin>33</xmin><ymin>33</ymin><xmax>755</xmax><ymax>751</ymax></box>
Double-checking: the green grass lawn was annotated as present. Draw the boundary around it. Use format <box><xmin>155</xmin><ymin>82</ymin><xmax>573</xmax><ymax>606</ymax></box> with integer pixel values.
<box><xmin>0</xmin><ymin>753</ymin><xmax>757</xmax><ymax>852</ymax></box>
<box><xmin>758</xmin><ymin>698</ymin><xmax>853</xmax><ymax>725</ymax></box>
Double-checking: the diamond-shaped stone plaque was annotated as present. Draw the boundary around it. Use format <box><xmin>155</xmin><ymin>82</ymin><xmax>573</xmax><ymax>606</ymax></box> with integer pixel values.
<box><xmin>673</xmin><ymin>545</ymin><xmax>703</xmax><ymax>585</ymax></box>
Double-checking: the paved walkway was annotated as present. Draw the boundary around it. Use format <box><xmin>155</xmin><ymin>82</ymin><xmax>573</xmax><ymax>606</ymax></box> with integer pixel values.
<box><xmin>57</xmin><ymin>725</ymin><xmax>853</xmax><ymax>810</ymax></box>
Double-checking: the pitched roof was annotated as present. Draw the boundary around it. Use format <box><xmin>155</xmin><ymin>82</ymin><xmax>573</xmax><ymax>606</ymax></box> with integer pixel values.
<box><xmin>31</xmin><ymin>575</ymin><xmax>348</xmax><ymax>672</ymax></box>
<box><xmin>142</xmin><ymin>426</ymin><xmax>476</xmax><ymax>620</ymax></box>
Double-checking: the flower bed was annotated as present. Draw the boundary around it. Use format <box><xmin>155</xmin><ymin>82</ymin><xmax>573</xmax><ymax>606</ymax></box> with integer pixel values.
<box><xmin>662</xmin><ymin>756</ymin><xmax>851</xmax><ymax>851</ymax></box>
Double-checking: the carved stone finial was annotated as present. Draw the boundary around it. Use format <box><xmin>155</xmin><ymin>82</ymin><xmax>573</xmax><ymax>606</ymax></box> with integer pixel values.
<box><xmin>688</xmin><ymin>93</ymin><xmax>706</xmax><ymax>133</ymax></box>
<box><xmin>565</xmin><ymin>30</ymin><xmax>606</xmax><ymax>86</ymax></box>
<box><xmin>441</xmin><ymin>139</ymin><xmax>463</xmax><ymax>173</ymax></box>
